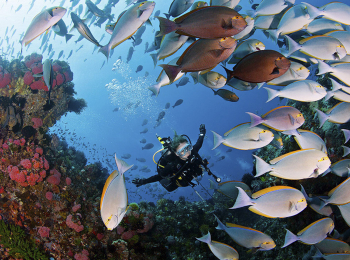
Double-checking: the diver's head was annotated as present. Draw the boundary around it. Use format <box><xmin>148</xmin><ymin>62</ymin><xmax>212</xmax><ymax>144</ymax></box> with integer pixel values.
<box><xmin>175</xmin><ymin>142</ymin><xmax>193</xmax><ymax>160</ymax></box>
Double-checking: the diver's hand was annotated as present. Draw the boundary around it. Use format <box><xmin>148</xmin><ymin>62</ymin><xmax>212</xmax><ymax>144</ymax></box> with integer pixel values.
<box><xmin>199</xmin><ymin>124</ymin><xmax>206</xmax><ymax>136</ymax></box>
<box><xmin>132</xmin><ymin>178</ymin><xmax>144</xmax><ymax>187</ymax></box>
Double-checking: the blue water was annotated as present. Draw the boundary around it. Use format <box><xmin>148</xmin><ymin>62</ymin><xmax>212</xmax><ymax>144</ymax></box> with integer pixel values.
<box><xmin>0</xmin><ymin>0</ymin><xmax>348</xmax><ymax>205</ymax></box>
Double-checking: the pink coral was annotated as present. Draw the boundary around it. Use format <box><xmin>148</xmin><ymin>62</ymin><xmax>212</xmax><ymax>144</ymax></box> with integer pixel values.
<box><xmin>35</xmin><ymin>147</ymin><xmax>43</xmax><ymax>155</ymax></box>
<box><xmin>46</xmin><ymin>192</ymin><xmax>53</xmax><ymax>200</ymax></box>
<box><xmin>0</xmin><ymin>70</ymin><xmax>11</xmax><ymax>89</ymax></box>
<box><xmin>66</xmin><ymin>214</ymin><xmax>84</xmax><ymax>232</ymax></box>
<box><xmin>20</xmin><ymin>159</ymin><xmax>32</xmax><ymax>169</ymax></box>
<box><xmin>66</xmin><ymin>177</ymin><xmax>72</xmax><ymax>185</ymax></box>
<box><xmin>27</xmin><ymin>173</ymin><xmax>39</xmax><ymax>186</ymax></box>
<box><xmin>30</xmin><ymin>62</ymin><xmax>43</xmax><ymax>75</ymax></box>
<box><xmin>23</xmin><ymin>71</ymin><xmax>34</xmax><ymax>85</ymax></box>
<box><xmin>31</xmin><ymin>118</ymin><xmax>43</xmax><ymax>129</ymax></box>
<box><xmin>47</xmin><ymin>175</ymin><xmax>60</xmax><ymax>185</ymax></box>
<box><xmin>72</xmin><ymin>204</ymin><xmax>81</xmax><ymax>212</ymax></box>
<box><xmin>121</xmin><ymin>230</ymin><xmax>136</xmax><ymax>240</ymax></box>
<box><xmin>38</xmin><ymin>226</ymin><xmax>50</xmax><ymax>238</ymax></box>
<box><xmin>56</xmin><ymin>73</ymin><xmax>64</xmax><ymax>86</ymax></box>
<box><xmin>52</xmin><ymin>63</ymin><xmax>62</xmax><ymax>72</ymax></box>
<box><xmin>63</xmin><ymin>70</ymin><xmax>73</xmax><ymax>82</ymax></box>
<box><xmin>30</xmin><ymin>80</ymin><xmax>46</xmax><ymax>90</ymax></box>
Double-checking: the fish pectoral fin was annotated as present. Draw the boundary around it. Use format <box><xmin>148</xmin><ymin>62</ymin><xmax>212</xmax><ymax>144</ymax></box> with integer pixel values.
<box><xmin>209</xmin><ymin>49</ymin><xmax>224</xmax><ymax>58</ymax></box>
<box><xmin>271</xmin><ymin>67</ymin><xmax>280</xmax><ymax>75</ymax></box>
<box><xmin>137</xmin><ymin>9</ymin><xmax>144</xmax><ymax>18</ymax></box>
<box><xmin>333</xmin><ymin>52</ymin><xmax>340</xmax><ymax>60</ymax></box>
<box><xmin>221</xmin><ymin>18</ymin><xmax>232</xmax><ymax>29</ymax></box>
<box><xmin>289</xmin><ymin>201</ymin><xmax>296</xmax><ymax>212</ymax></box>
<box><xmin>288</xmin><ymin>114</ymin><xmax>295</xmax><ymax>125</ymax></box>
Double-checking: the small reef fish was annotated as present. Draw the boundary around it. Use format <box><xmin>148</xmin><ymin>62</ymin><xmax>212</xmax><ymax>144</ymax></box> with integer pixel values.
<box><xmin>317</xmin><ymin>60</ymin><xmax>350</xmax><ymax>87</ymax></box>
<box><xmin>173</xmin><ymin>99</ymin><xmax>183</xmax><ymax>108</ymax></box>
<box><xmin>313</xmin><ymin>248</ymin><xmax>350</xmax><ymax>260</ymax></box>
<box><xmin>209</xmin><ymin>179</ymin><xmax>252</xmax><ymax>199</ymax></box>
<box><xmin>325</xmin><ymin>31</ymin><xmax>350</xmax><ymax>55</ymax></box>
<box><xmin>282</xmin><ymin>218</ymin><xmax>334</xmax><ymax>248</ymax></box>
<box><xmin>142</xmin><ymin>143</ymin><xmax>154</xmax><ymax>150</ymax></box>
<box><xmin>318</xmin><ymin>2</ymin><xmax>350</xmax><ymax>25</ymax></box>
<box><xmin>247</xmin><ymin>106</ymin><xmax>304</xmax><ymax>132</ymax></box>
<box><xmin>316</xmin><ymin>102</ymin><xmax>350</xmax><ymax>128</ymax></box>
<box><xmin>319</xmin><ymin>177</ymin><xmax>350</xmax><ymax>209</ymax></box>
<box><xmin>292</xmin><ymin>129</ymin><xmax>327</xmax><ymax>154</ymax></box>
<box><xmin>305</xmin><ymin>18</ymin><xmax>344</xmax><ymax>35</ymax></box>
<box><xmin>191</xmin><ymin>71</ymin><xmax>226</xmax><ymax>90</ymax></box>
<box><xmin>330</xmin><ymin>159</ymin><xmax>350</xmax><ymax>178</ymax></box>
<box><xmin>227</xmin><ymin>78</ymin><xmax>261</xmax><ymax>91</ymax></box>
<box><xmin>165</xmin><ymin>0</ymin><xmax>195</xmax><ymax>19</ymax></box>
<box><xmin>140</xmin><ymin>128</ymin><xmax>148</xmax><ymax>134</ymax></box>
<box><xmin>196</xmin><ymin>231</ymin><xmax>239</xmax><ymax>260</ymax></box>
<box><xmin>212</xmin><ymin>89</ymin><xmax>239</xmax><ymax>102</ymax></box>
<box><xmin>52</xmin><ymin>19</ymin><xmax>73</xmax><ymax>43</ymax></box>
<box><xmin>211</xmin><ymin>123</ymin><xmax>274</xmax><ymax>150</ymax></box>
<box><xmin>215</xmin><ymin>215</ymin><xmax>276</xmax><ymax>251</ymax></box>
<box><xmin>224</xmin><ymin>50</ymin><xmax>291</xmax><ymax>83</ymax></box>
<box><xmin>21</xmin><ymin>7</ymin><xmax>67</xmax><ymax>52</ymax></box>
<box><xmin>254</xmin><ymin>149</ymin><xmax>330</xmax><ymax>180</ymax></box>
<box><xmin>191</xmin><ymin>1</ymin><xmax>208</xmax><ymax>10</ymax></box>
<box><xmin>175</xmin><ymin>76</ymin><xmax>190</xmax><ymax>88</ymax></box>
<box><xmin>157</xmin><ymin>6</ymin><xmax>247</xmax><ymax>39</ymax></box>
<box><xmin>71</xmin><ymin>12</ymin><xmax>102</xmax><ymax>47</ymax></box>
<box><xmin>315</xmin><ymin>237</ymin><xmax>350</xmax><ymax>255</ymax></box>
<box><xmin>100</xmin><ymin>155</ymin><xmax>133</xmax><ymax>230</ymax></box>
<box><xmin>246</xmin><ymin>0</ymin><xmax>294</xmax><ymax>18</ymax></box>
<box><xmin>230</xmin><ymin>186</ymin><xmax>307</xmax><ymax>218</ymax></box>
<box><xmin>227</xmin><ymin>39</ymin><xmax>265</xmax><ymax>64</ymax></box>
<box><xmin>267</xmin><ymin>61</ymin><xmax>310</xmax><ymax>86</ymax></box>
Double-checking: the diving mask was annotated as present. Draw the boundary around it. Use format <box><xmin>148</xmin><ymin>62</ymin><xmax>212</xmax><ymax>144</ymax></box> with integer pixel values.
<box><xmin>176</xmin><ymin>143</ymin><xmax>193</xmax><ymax>157</ymax></box>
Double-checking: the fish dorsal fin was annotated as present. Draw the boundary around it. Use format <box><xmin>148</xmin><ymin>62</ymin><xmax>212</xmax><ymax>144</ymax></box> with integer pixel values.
<box><xmin>252</xmin><ymin>186</ymin><xmax>295</xmax><ymax>199</ymax></box>
<box><xmin>331</xmin><ymin>159</ymin><xmax>349</xmax><ymax>168</ymax></box>
<box><xmin>299</xmin><ymin>35</ymin><xmax>329</xmax><ymax>45</ymax></box>
<box><xmin>177</xmin><ymin>39</ymin><xmax>199</xmax><ymax>65</ymax></box>
<box><xmin>299</xmin><ymin>129</ymin><xmax>323</xmax><ymax>140</ymax></box>
<box><xmin>100</xmin><ymin>170</ymin><xmax>119</xmax><ymax>210</ymax></box>
<box><xmin>269</xmin><ymin>149</ymin><xmax>315</xmax><ymax>164</ymax></box>
<box><xmin>261</xmin><ymin>106</ymin><xmax>290</xmax><ymax>118</ymax></box>
<box><xmin>297</xmin><ymin>218</ymin><xmax>329</xmax><ymax>236</ymax></box>
<box><xmin>328</xmin><ymin>177</ymin><xmax>350</xmax><ymax>196</ymax></box>
<box><xmin>219</xmin><ymin>180</ymin><xmax>243</xmax><ymax>186</ymax></box>
<box><xmin>224</xmin><ymin>122</ymin><xmax>249</xmax><ymax>136</ymax></box>
<box><xmin>211</xmin><ymin>240</ymin><xmax>237</xmax><ymax>251</ymax></box>
<box><xmin>226</xmin><ymin>223</ymin><xmax>264</xmax><ymax>233</ymax></box>
<box><xmin>324</xmin><ymin>30</ymin><xmax>344</xmax><ymax>36</ymax></box>
<box><xmin>327</xmin><ymin>102</ymin><xmax>344</xmax><ymax>114</ymax></box>
<box><xmin>249</xmin><ymin>206</ymin><xmax>275</xmax><ymax>218</ymax></box>
<box><xmin>174</xmin><ymin>6</ymin><xmax>209</xmax><ymax>23</ymax></box>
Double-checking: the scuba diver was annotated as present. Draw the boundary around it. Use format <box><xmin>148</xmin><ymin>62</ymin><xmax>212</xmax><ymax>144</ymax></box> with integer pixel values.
<box><xmin>132</xmin><ymin>124</ymin><xmax>210</xmax><ymax>192</ymax></box>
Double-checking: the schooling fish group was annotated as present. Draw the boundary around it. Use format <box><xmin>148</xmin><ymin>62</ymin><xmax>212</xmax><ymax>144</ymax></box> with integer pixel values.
<box><xmin>18</xmin><ymin>0</ymin><xmax>350</xmax><ymax>258</ymax></box>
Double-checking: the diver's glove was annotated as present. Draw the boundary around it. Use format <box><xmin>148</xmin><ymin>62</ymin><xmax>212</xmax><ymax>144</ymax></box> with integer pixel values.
<box><xmin>199</xmin><ymin>124</ymin><xmax>206</xmax><ymax>136</ymax></box>
<box><xmin>132</xmin><ymin>178</ymin><xmax>145</xmax><ymax>187</ymax></box>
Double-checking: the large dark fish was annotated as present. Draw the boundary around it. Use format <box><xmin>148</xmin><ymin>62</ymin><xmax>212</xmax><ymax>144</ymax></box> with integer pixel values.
<box><xmin>160</xmin><ymin>37</ymin><xmax>237</xmax><ymax>83</ymax></box>
<box><xmin>157</xmin><ymin>6</ymin><xmax>247</xmax><ymax>39</ymax></box>
<box><xmin>224</xmin><ymin>50</ymin><xmax>291</xmax><ymax>83</ymax></box>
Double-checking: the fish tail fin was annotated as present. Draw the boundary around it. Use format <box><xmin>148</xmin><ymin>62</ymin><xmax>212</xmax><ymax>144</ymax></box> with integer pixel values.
<box><xmin>341</xmin><ymin>129</ymin><xmax>350</xmax><ymax>143</ymax></box>
<box><xmin>257</xmin><ymin>82</ymin><xmax>265</xmax><ymax>89</ymax></box>
<box><xmin>114</xmin><ymin>154</ymin><xmax>133</xmax><ymax>175</ymax></box>
<box><xmin>315</xmin><ymin>109</ymin><xmax>329</xmax><ymax>128</ymax></box>
<box><xmin>159</xmin><ymin>64</ymin><xmax>181</xmax><ymax>83</ymax></box>
<box><xmin>65</xmin><ymin>34</ymin><xmax>74</xmax><ymax>43</ymax></box>
<box><xmin>299</xmin><ymin>184</ymin><xmax>310</xmax><ymax>201</ymax></box>
<box><xmin>222</xmin><ymin>65</ymin><xmax>234</xmax><ymax>83</ymax></box>
<box><xmin>318</xmin><ymin>197</ymin><xmax>329</xmax><ymax>210</ymax></box>
<box><xmin>214</xmin><ymin>214</ymin><xmax>226</xmax><ymax>231</ymax></box>
<box><xmin>266</xmin><ymin>29</ymin><xmax>279</xmax><ymax>43</ymax></box>
<box><xmin>229</xmin><ymin>186</ymin><xmax>253</xmax><ymax>209</ymax></box>
<box><xmin>208</xmin><ymin>179</ymin><xmax>217</xmax><ymax>190</ymax></box>
<box><xmin>282</xmin><ymin>229</ymin><xmax>298</xmax><ymax>248</ymax></box>
<box><xmin>253</xmin><ymin>154</ymin><xmax>271</xmax><ymax>177</ymax></box>
<box><xmin>284</xmin><ymin>35</ymin><xmax>300</xmax><ymax>57</ymax></box>
<box><xmin>148</xmin><ymin>83</ymin><xmax>161</xmax><ymax>97</ymax></box>
<box><xmin>264</xmin><ymin>87</ymin><xmax>279</xmax><ymax>102</ymax></box>
<box><xmin>99</xmin><ymin>44</ymin><xmax>110</xmax><ymax>60</ymax></box>
<box><xmin>246</xmin><ymin>112</ymin><xmax>263</xmax><ymax>127</ymax></box>
<box><xmin>190</xmin><ymin>72</ymin><xmax>198</xmax><ymax>84</ymax></box>
<box><xmin>196</xmin><ymin>232</ymin><xmax>211</xmax><ymax>244</ymax></box>
<box><xmin>211</xmin><ymin>130</ymin><xmax>224</xmax><ymax>150</ymax></box>
<box><xmin>330</xmin><ymin>78</ymin><xmax>342</xmax><ymax>91</ymax></box>
<box><xmin>156</xmin><ymin>17</ymin><xmax>176</xmax><ymax>37</ymax></box>
<box><xmin>150</xmin><ymin>53</ymin><xmax>158</xmax><ymax>68</ymax></box>
<box><xmin>304</xmin><ymin>2</ymin><xmax>321</xmax><ymax>19</ymax></box>
<box><xmin>342</xmin><ymin>145</ymin><xmax>350</xmax><ymax>157</ymax></box>
<box><xmin>324</xmin><ymin>91</ymin><xmax>334</xmax><ymax>101</ymax></box>
<box><xmin>313</xmin><ymin>248</ymin><xmax>324</xmax><ymax>258</ymax></box>
<box><xmin>317</xmin><ymin>60</ymin><xmax>332</xmax><ymax>75</ymax></box>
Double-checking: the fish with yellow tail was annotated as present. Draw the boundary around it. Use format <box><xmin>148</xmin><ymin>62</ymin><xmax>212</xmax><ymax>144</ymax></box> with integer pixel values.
<box><xmin>230</xmin><ymin>186</ymin><xmax>307</xmax><ymax>218</ymax></box>
<box><xmin>100</xmin><ymin>154</ymin><xmax>133</xmax><ymax>230</ymax></box>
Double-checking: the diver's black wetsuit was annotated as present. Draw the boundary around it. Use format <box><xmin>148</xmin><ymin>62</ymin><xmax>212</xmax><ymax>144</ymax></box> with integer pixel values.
<box><xmin>140</xmin><ymin>134</ymin><xmax>205</xmax><ymax>192</ymax></box>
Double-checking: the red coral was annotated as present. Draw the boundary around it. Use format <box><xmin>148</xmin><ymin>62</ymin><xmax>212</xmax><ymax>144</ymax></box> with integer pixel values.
<box><xmin>35</xmin><ymin>147</ymin><xmax>43</xmax><ymax>155</ymax></box>
<box><xmin>30</xmin><ymin>62</ymin><xmax>43</xmax><ymax>75</ymax></box>
<box><xmin>46</xmin><ymin>191</ymin><xmax>53</xmax><ymax>200</ymax></box>
<box><xmin>23</xmin><ymin>71</ymin><xmax>34</xmax><ymax>85</ymax></box>
<box><xmin>52</xmin><ymin>63</ymin><xmax>62</xmax><ymax>72</ymax></box>
<box><xmin>72</xmin><ymin>204</ymin><xmax>81</xmax><ymax>212</ymax></box>
<box><xmin>66</xmin><ymin>214</ymin><xmax>84</xmax><ymax>232</ymax></box>
<box><xmin>30</xmin><ymin>80</ymin><xmax>46</xmax><ymax>90</ymax></box>
<box><xmin>20</xmin><ymin>159</ymin><xmax>32</xmax><ymax>169</ymax></box>
<box><xmin>66</xmin><ymin>177</ymin><xmax>72</xmax><ymax>185</ymax></box>
<box><xmin>31</xmin><ymin>118</ymin><xmax>43</xmax><ymax>129</ymax></box>
<box><xmin>56</xmin><ymin>73</ymin><xmax>64</xmax><ymax>86</ymax></box>
<box><xmin>0</xmin><ymin>70</ymin><xmax>11</xmax><ymax>88</ymax></box>
<box><xmin>47</xmin><ymin>175</ymin><xmax>60</xmax><ymax>185</ymax></box>
<box><xmin>27</xmin><ymin>173</ymin><xmax>39</xmax><ymax>186</ymax></box>
<box><xmin>63</xmin><ymin>70</ymin><xmax>73</xmax><ymax>82</ymax></box>
<box><xmin>38</xmin><ymin>226</ymin><xmax>50</xmax><ymax>238</ymax></box>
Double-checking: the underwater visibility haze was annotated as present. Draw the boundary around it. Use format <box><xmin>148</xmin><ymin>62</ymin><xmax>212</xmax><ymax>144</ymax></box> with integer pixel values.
<box><xmin>1</xmin><ymin>0</ymin><xmax>350</xmax><ymax>259</ymax></box>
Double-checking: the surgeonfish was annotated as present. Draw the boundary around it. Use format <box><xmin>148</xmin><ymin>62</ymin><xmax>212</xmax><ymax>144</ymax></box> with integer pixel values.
<box><xmin>264</xmin><ymin>80</ymin><xmax>327</xmax><ymax>103</ymax></box>
<box><xmin>319</xmin><ymin>177</ymin><xmax>350</xmax><ymax>209</ymax></box>
<box><xmin>100</xmin><ymin>154</ymin><xmax>133</xmax><ymax>230</ymax></box>
<box><xmin>247</xmin><ymin>106</ymin><xmax>304</xmax><ymax>132</ymax></box>
<box><xmin>330</xmin><ymin>159</ymin><xmax>350</xmax><ymax>178</ymax></box>
<box><xmin>215</xmin><ymin>215</ymin><xmax>276</xmax><ymax>251</ymax></box>
<box><xmin>325</xmin><ymin>31</ymin><xmax>350</xmax><ymax>55</ymax></box>
<box><xmin>165</xmin><ymin>0</ymin><xmax>195</xmax><ymax>19</ymax></box>
<box><xmin>191</xmin><ymin>1</ymin><xmax>208</xmax><ymax>10</ymax></box>
<box><xmin>224</xmin><ymin>50</ymin><xmax>291</xmax><ymax>83</ymax></box>
<box><xmin>306</xmin><ymin>18</ymin><xmax>344</xmax><ymax>35</ymax></box>
<box><xmin>313</xmin><ymin>248</ymin><xmax>350</xmax><ymax>260</ymax></box>
<box><xmin>213</xmin><ymin>89</ymin><xmax>239</xmax><ymax>102</ymax></box>
<box><xmin>325</xmin><ymin>79</ymin><xmax>350</xmax><ymax>103</ymax></box>
<box><xmin>227</xmin><ymin>39</ymin><xmax>265</xmax><ymax>64</ymax></box>
<box><xmin>246</xmin><ymin>0</ymin><xmax>295</xmax><ymax>18</ymax></box>
<box><xmin>52</xmin><ymin>19</ymin><xmax>73</xmax><ymax>42</ymax></box>
<box><xmin>99</xmin><ymin>1</ymin><xmax>155</xmax><ymax>60</ymax></box>
<box><xmin>71</xmin><ymin>12</ymin><xmax>102</xmax><ymax>47</ymax></box>
<box><xmin>156</xmin><ymin>6</ymin><xmax>247</xmax><ymax>39</ymax></box>
<box><xmin>230</xmin><ymin>186</ymin><xmax>307</xmax><ymax>218</ymax></box>
<box><xmin>148</xmin><ymin>57</ymin><xmax>184</xmax><ymax>96</ymax></box>
<box><xmin>21</xmin><ymin>7</ymin><xmax>67</xmax><ymax>52</ymax></box>
<box><xmin>209</xmin><ymin>179</ymin><xmax>252</xmax><ymax>199</ymax></box>
<box><xmin>196</xmin><ymin>231</ymin><xmax>239</xmax><ymax>260</ymax></box>
<box><xmin>316</xmin><ymin>102</ymin><xmax>350</xmax><ymax>128</ymax></box>
<box><xmin>211</xmin><ymin>123</ymin><xmax>274</xmax><ymax>150</ymax></box>
<box><xmin>150</xmin><ymin>31</ymin><xmax>188</xmax><ymax>67</ymax></box>
<box><xmin>318</xmin><ymin>2</ymin><xmax>350</xmax><ymax>25</ymax></box>
<box><xmin>292</xmin><ymin>129</ymin><xmax>327</xmax><ymax>154</ymax></box>
<box><xmin>175</xmin><ymin>76</ymin><xmax>189</xmax><ymax>87</ymax></box>
<box><xmin>300</xmin><ymin>185</ymin><xmax>333</xmax><ymax>217</ymax></box>
<box><xmin>267</xmin><ymin>61</ymin><xmax>310</xmax><ymax>86</ymax></box>
<box><xmin>233</xmin><ymin>15</ymin><xmax>255</xmax><ymax>40</ymax></box>
<box><xmin>160</xmin><ymin>37</ymin><xmax>237</xmax><ymax>83</ymax></box>
<box><xmin>283</xmin><ymin>35</ymin><xmax>347</xmax><ymax>61</ymax></box>
<box><xmin>282</xmin><ymin>218</ymin><xmax>334</xmax><ymax>248</ymax></box>
<box><xmin>266</xmin><ymin>2</ymin><xmax>321</xmax><ymax>43</ymax></box>
<box><xmin>191</xmin><ymin>71</ymin><xmax>226</xmax><ymax>90</ymax></box>
<box><xmin>337</xmin><ymin>203</ymin><xmax>350</xmax><ymax>227</ymax></box>
<box><xmin>254</xmin><ymin>149</ymin><xmax>330</xmax><ymax>180</ymax></box>
<box><xmin>317</xmin><ymin>60</ymin><xmax>350</xmax><ymax>87</ymax></box>
<box><xmin>315</xmin><ymin>237</ymin><xmax>350</xmax><ymax>255</ymax></box>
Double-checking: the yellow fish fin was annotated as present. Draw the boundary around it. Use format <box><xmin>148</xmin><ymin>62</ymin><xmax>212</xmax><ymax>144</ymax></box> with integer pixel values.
<box><xmin>100</xmin><ymin>170</ymin><xmax>119</xmax><ymax>211</ymax></box>
<box><xmin>226</xmin><ymin>223</ymin><xmax>265</xmax><ymax>234</ymax></box>
<box><xmin>252</xmin><ymin>186</ymin><xmax>296</xmax><ymax>199</ymax></box>
<box><xmin>326</xmin><ymin>102</ymin><xmax>344</xmax><ymax>114</ymax></box>
<box><xmin>269</xmin><ymin>149</ymin><xmax>315</xmax><ymax>164</ymax></box>
<box><xmin>329</xmin><ymin>177</ymin><xmax>350</xmax><ymax>196</ymax></box>
<box><xmin>261</xmin><ymin>106</ymin><xmax>292</xmax><ymax>118</ymax></box>
<box><xmin>299</xmin><ymin>35</ymin><xmax>329</xmax><ymax>44</ymax></box>
<box><xmin>249</xmin><ymin>206</ymin><xmax>276</xmax><ymax>218</ymax></box>
<box><xmin>297</xmin><ymin>218</ymin><xmax>330</xmax><ymax>236</ymax></box>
